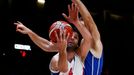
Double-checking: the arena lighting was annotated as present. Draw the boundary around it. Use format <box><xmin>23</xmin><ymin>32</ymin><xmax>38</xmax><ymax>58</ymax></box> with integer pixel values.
<box><xmin>37</xmin><ymin>0</ymin><xmax>45</xmax><ymax>8</ymax></box>
<box><xmin>37</xmin><ymin>0</ymin><xmax>45</xmax><ymax>4</ymax></box>
<box><xmin>14</xmin><ymin>44</ymin><xmax>31</xmax><ymax>51</ymax></box>
<box><xmin>110</xmin><ymin>14</ymin><xmax>122</xmax><ymax>19</ymax></box>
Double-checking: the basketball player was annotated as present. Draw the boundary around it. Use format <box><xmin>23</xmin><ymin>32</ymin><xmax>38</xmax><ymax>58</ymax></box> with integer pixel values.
<box><xmin>14</xmin><ymin>0</ymin><xmax>103</xmax><ymax>75</ymax></box>
<box><xmin>50</xmin><ymin>0</ymin><xmax>103</xmax><ymax>75</ymax></box>
<box><xmin>50</xmin><ymin>0</ymin><xmax>103</xmax><ymax>74</ymax></box>
<box><xmin>14</xmin><ymin>20</ymin><xmax>82</xmax><ymax>75</ymax></box>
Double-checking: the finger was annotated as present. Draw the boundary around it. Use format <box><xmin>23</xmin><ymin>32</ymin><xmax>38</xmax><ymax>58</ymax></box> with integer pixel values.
<box><xmin>59</xmin><ymin>28</ymin><xmax>63</xmax><ymax>41</ymax></box>
<box><xmin>66</xmin><ymin>33</ymin><xmax>70</xmax><ymax>40</ymax></box>
<box><xmin>72</xmin><ymin>3</ymin><xmax>74</xmax><ymax>11</ymax></box>
<box><xmin>14</xmin><ymin>23</ymin><xmax>18</xmax><ymax>25</ymax></box>
<box><xmin>17</xmin><ymin>21</ymin><xmax>22</xmax><ymax>24</ymax></box>
<box><xmin>76</xmin><ymin>6</ymin><xmax>78</xmax><ymax>13</ymax></box>
<box><xmin>16</xmin><ymin>26</ymin><xmax>23</xmax><ymax>30</ymax></box>
<box><xmin>75</xmin><ymin>6</ymin><xmax>79</xmax><ymax>18</ymax></box>
<box><xmin>62</xmin><ymin>13</ymin><xmax>68</xmax><ymax>20</ymax></box>
<box><xmin>74</xmin><ymin>3</ymin><xmax>77</xmax><ymax>12</ymax></box>
<box><xmin>63</xmin><ymin>30</ymin><xmax>66</xmax><ymax>40</ymax></box>
<box><xmin>55</xmin><ymin>31</ymin><xmax>59</xmax><ymax>41</ymax></box>
<box><xmin>71</xmin><ymin>0</ymin><xmax>76</xmax><ymax>3</ymax></box>
<box><xmin>16</xmin><ymin>26</ymin><xmax>19</xmax><ymax>30</ymax></box>
<box><xmin>16</xmin><ymin>29</ymin><xmax>22</xmax><ymax>32</ymax></box>
<box><xmin>68</xmin><ymin>4</ymin><xmax>71</xmax><ymax>16</ymax></box>
<box><xmin>62</xmin><ymin>13</ymin><xmax>71</xmax><ymax>23</ymax></box>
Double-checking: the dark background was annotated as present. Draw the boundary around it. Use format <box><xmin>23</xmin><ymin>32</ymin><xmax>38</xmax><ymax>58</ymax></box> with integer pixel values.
<box><xmin>0</xmin><ymin>0</ymin><xmax>134</xmax><ymax>75</ymax></box>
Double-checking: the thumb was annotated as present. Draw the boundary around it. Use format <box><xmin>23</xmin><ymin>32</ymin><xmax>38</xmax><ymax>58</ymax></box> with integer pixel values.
<box><xmin>62</xmin><ymin>13</ymin><xmax>68</xmax><ymax>20</ymax></box>
<box><xmin>16</xmin><ymin>29</ymin><xmax>22</xmax><ymax>32</ymax></box>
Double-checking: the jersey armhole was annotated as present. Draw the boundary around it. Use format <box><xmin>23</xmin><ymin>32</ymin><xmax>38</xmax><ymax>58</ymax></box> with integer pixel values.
<box><xmin>49</xmin><ymin>63</ymin><xmax>59</xmax><ymax>73</ymax></box>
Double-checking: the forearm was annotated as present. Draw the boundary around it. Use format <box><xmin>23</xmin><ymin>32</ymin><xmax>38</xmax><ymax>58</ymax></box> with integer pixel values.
<box><xmin>74</xmin><ymin>21</ymin><xmax>91</xmax><ymax>41</ymax></box>
<box><xmin>58</xmin><ymin>50</ymin><xmax>68</xmax><ymax>72</ymax></box>
<box><xmin>27</xmin><ymin>30</ymin><xmax>52</xmax><ymax>52</ymax></box>
<box><xmin>74</xmin><ymin>0</ymin><xmax>95</xmax><ymax>25</ymax></box>
<box><xmin>74</xmin><ymin>0</ymin><xmax>100</xmax><ymax>40</ymax></box>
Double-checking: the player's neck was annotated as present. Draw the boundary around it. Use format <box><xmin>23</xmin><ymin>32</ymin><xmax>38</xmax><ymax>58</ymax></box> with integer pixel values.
<box><xmin>67</xmin><ymin>51</ymin><xmax>75</xmax><ymax>62</ymax></box>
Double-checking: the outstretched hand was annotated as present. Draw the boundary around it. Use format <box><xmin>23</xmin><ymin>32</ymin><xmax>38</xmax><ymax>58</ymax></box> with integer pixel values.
<box><xmin>52</xmin><ymin>29</ymin><xmax>70</xmax><ymax>52</ymax></box>
<box><xmin>62</xmin><ymin>3</ymin><xmax>79</xmax><ymax>25</ymax></box>
<box><xmin>14</xmin><ymin>21</ymin><xmax>31</xmax><ymax>34</ymax></box>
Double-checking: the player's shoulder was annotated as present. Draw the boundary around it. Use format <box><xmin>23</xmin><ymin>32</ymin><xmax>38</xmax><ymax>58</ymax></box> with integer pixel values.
<box><xmin>50</xmin><ymin>53</ymin><xmax>59</xmax><ymax>72</ymax></box>
<box><xmin>51</xmin><ymin>53</ymin><xmax>59</xmax><ymax>62</ymax></box>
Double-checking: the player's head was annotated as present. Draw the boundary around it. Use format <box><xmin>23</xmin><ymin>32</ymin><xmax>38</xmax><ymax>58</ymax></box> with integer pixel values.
<box><xmin>67</xmin><ymin>25</ymin><xmax>82</xmax><ymax>52</ymax></box>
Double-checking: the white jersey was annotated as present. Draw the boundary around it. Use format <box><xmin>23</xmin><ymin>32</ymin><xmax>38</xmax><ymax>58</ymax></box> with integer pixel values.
<box><xmin>50</xmin><ymin>53</ymin><xmax>84</xmax><ymax>75</ymax></box>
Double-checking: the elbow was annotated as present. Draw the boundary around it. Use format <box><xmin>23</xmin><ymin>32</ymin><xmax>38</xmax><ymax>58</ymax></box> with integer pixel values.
<box><xmin>40</xmin><ymin>45</ymin><xmax>50</xmax><ymax>52</ymax></box>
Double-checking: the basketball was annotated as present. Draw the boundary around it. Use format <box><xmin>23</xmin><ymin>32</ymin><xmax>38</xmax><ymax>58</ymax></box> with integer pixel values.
<box><xmin>49</xmin><ymin>21</ymin><xmax>73</xmax><ymax>42</ymax></box>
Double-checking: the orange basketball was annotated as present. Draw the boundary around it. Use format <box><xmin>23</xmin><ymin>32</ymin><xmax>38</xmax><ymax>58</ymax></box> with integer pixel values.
<box><xmin>49</xmin><ymin>21</ymin><xmax>73</xmax><ymax>42</ymax></box>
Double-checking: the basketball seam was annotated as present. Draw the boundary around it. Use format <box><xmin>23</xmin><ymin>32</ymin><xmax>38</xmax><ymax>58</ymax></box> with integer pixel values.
<box><xmin>49</xmin><ymin>21</ymin><xmax>72</xmax><ymax>38</ymax></box>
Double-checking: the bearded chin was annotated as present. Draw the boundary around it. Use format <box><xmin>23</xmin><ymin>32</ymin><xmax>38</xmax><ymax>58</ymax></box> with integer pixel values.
<box><xmin>67</xmin><ymin>44</ymin><xmax>78</xmax><ymax>52</ymax></box>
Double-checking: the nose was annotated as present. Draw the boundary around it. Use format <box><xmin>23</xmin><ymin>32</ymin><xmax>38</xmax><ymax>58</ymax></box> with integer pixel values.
<box><xmin>68</xmin><ymin>32</ymin><xmax>77</xmax><ymax>42</ymax></box>
<box><xmin>69</xmin><ymin>35</ymin><xmax>75</xmax><ymax>41</ymax></box>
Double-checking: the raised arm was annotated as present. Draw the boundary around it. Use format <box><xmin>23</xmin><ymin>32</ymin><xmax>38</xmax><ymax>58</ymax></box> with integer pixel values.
<box><xmin>62</xmin><ymin>3</ymin><xmax>92</xmax><ymax>43</ymax></box>
<box><xmin>72</xmin><ymin>0</ymin><xmax>100</xmax><ymax>41</ymax></box>
<box><xmin>72</xmin><ymin>0</ymin><xmax>103</xmax><ymax>58</ymax></box>
<box><xmin>62</xmin><ymin>3</ymin><xmax>92</xmax><ymax>60</ymax></box>
<box><xmin>14</xmin><ymin>21</ymin><xmax>58</xmax><ymax>52</ymax></box>
<box><xmin>50</xmin><ymin>30</ymin><xmax>69</xmax><ymax>73</ymax></box>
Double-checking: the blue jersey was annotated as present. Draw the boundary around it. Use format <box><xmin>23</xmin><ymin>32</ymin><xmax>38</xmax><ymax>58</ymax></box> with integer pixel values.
<box><xmin>84</xmin><ymin>51</ymin><xmax>103</xmax><ymax>75</ymax></box>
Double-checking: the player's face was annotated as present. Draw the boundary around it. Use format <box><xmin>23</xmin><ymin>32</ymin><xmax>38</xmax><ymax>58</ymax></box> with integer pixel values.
<box><xmin>67</xmin><ymin>32</ymin><xmax>79</xmax><ymax>50</ymax></box>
